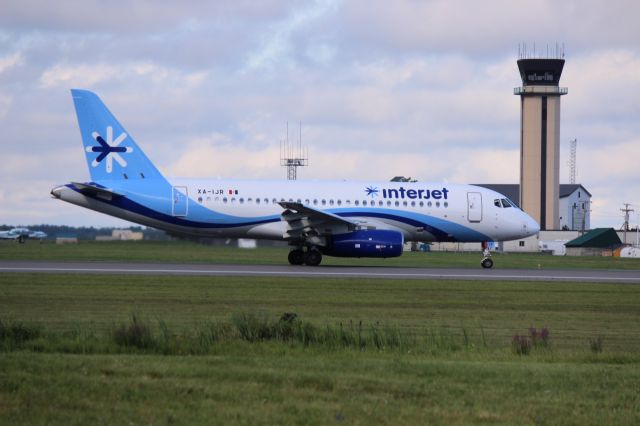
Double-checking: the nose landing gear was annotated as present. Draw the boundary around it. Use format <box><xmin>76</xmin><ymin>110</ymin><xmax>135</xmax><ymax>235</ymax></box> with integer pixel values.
<box><xmin>481</xmin><ymin>242</ymin><xmax>494</xmax><ymax>269</ymax></box>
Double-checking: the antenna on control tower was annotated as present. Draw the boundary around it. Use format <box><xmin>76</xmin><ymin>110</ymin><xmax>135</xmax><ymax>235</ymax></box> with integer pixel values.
<box><xmin>280</xmin><ymin>122</ymin><xmax>308</xmax><ymax>180</ymax></box>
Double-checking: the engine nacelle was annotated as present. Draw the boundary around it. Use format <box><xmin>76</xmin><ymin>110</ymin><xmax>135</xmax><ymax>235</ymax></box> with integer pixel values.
<box><xmin>322</xmin><ymin>229</ymin><xmax>404</xmax><ymax>258</ymax></box>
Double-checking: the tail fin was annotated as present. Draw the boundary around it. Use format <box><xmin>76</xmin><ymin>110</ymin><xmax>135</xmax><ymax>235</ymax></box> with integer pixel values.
<box><xmin>71</xmin><ymin>89</ymin><xmax>164</xmax><ymax>181</ymax></box>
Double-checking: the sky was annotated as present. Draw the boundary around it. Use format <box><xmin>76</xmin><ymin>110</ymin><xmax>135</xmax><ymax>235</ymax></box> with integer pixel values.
<box><xmin>0</xmin><ymin>0</ymin><xmax>639</xmax><ymax>228</ymax></box>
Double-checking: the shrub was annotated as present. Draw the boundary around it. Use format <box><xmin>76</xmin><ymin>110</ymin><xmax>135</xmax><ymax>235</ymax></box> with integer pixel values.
<box><xmin>112</xmin><ymin>314</ymin><xmax>154</xmax><ymax>349</ymax></box>
<box><xmin>528</xmin><ymin>326</ymin><xmax>550</xmax><ymax>348</ymax></box>
<box><xmin>512</xmin><ymin>334</ymin><xmax>531</xmax><ymax>355</ymax></box>
<box><xmin>0</xmin><ymin>319</ymin><xmax>41</xmax><ymax>346</ymax></box>
<box><xmin>589</xmin><ymin>336</ymin><xmax>604</xmax><ymax>354</ymax></box>
<box><xmin>231</xmin><ymin>312</ymin><xmax>275</xmax><ymax>342</ymax></box>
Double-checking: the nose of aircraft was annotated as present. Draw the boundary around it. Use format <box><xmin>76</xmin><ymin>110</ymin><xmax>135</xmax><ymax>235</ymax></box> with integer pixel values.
<box><xmin>523</xmin><ymin>212</ymin><xmax>540</xmax><ymax>237</ymax></box>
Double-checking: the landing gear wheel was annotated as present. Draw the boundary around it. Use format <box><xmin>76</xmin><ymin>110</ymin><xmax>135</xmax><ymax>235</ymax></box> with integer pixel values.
<box><xmin>288</xmin><ymin>249</ymin><xmax>305</xmax><ymax>265</ymax></box>
<box><xmin>304</xmin><ymin>250</ymin><xmax>322</xmax><ymax>266</ymax></box>
<box><xmin>481</xmin><ymin>257</ymin><xmax>494</xmax><ymax>269</ymax></box>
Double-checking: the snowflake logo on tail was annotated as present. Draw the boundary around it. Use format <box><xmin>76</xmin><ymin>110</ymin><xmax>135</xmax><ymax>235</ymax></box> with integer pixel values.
<box><xmin>86</xmin><ymin>126</ymin><xmax>133</xmax><ymax>173</ymax></box>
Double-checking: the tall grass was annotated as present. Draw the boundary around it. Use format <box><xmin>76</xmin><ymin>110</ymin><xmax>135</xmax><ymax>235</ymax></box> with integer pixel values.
<box><xmin>0</xmin><ymin>319</ymin><xmax>41</xmax><ymax>350</ymax></box>
<box><xmin>0</xmin><ymin>312</ymin><xmax>495</xmax><ymax>356</ymax></box>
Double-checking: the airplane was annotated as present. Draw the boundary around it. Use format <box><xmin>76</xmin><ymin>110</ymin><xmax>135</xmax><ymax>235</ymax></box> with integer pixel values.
<box><xmin>51</xmin><ymin>89</ymin><xmax>540</xmax><ymax>268</ymax></box>
<box><xmin>0</xmin><ymin>228</ymin><xmax>47</xmax><ymax>243</ymax></box>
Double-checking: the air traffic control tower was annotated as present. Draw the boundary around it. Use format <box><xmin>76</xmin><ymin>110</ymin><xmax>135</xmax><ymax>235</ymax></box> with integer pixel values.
<box><xmin>515</xmin><ymin>54</ymin><xmax>567</xmax><ymax>230</ymax></box>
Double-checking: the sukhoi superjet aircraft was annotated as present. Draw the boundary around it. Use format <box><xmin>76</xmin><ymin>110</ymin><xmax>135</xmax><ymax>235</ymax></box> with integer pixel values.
<box><xmin>52</xmin><ymin>90</ymin><xmax>539</xmax><ymax>268</ymax></box>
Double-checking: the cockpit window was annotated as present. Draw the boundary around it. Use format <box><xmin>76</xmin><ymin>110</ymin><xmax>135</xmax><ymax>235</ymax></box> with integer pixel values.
<box><xmin>494</xmin><ymin>199</ymin><xmax>501</xmax><ymax>208</ymax></box>
<box><xmin>501</xmin><ymin>199</ymin><xmax>512</xmax><ymax>208</ymax></box>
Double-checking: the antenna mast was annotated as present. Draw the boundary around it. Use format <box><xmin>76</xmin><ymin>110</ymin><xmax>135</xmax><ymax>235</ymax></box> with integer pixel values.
<box><xmin>569</xmin><ymin>138</ymin><xmax>577</xmax><ymax>184</ymax></box>
<box><xmin>280</xmin><ymin>122</ymin><xmax>308</xmax><ymax>180</ymax></box>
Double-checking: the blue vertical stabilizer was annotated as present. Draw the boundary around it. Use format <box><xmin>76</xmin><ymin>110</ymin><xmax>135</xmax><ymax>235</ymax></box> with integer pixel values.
<box><xmin>71</xmin><ymin>89</ymin><xmax>164</xmax><ymax>181</ymax></box>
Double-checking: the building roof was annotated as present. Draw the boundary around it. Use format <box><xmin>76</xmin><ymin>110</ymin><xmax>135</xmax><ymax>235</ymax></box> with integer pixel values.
<box><xmin>564</xmin><ymin>228</ymin><xmax>622</xmax><ymax>248</ymax></box>
<box><xmin>473</xmin><ymin>184</ymin><xmax>591</xmax><ymax>207</ymax></box>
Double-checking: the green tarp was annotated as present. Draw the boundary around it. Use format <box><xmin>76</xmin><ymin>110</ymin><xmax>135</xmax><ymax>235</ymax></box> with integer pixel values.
<box><xmin>565</xmin><ymin>228</ymin><xmax>621</xmax><ymax>248</ymax></box>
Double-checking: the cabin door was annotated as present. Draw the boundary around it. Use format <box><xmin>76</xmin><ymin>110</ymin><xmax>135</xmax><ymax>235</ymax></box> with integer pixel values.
<box><xmin>172</xmin><ymin>186</ymin><xmax>188</xmax><ymax>217</ymax></box>
<box><xmin>467</xmin><ymin>192</ymin><xmax>482</xmax><ymax>223</ymax></box>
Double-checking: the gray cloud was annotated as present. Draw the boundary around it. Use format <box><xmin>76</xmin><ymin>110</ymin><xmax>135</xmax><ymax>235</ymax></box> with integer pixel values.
<box><xmin>0</xmin><ymin>0</ymin><xmax>638</xmax><ymax>227</ymax></box>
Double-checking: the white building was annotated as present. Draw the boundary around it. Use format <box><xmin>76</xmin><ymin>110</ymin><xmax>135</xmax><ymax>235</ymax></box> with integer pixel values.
<box><xmin>558</xmin><ymin>185</ymin><xmax>591</xmax><ymax>231</ymax></box>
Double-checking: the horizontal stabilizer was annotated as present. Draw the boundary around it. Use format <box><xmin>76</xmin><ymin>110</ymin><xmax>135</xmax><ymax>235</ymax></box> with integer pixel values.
<box><xmin>71</xmin><ymin>182</ymin><xmax>122</xmax><ymax>200</ymax></box>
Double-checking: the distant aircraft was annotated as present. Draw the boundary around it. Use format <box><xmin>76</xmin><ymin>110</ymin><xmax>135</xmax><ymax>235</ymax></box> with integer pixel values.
<box><xmin>51</xmin><ymin>90</ymin><xmax>539</xmax><ymax>268</ymax></box>
<box><xmin>0</xmin><ymin>228</ymin><xmax>47</xmax><ymax>243</ymax></box>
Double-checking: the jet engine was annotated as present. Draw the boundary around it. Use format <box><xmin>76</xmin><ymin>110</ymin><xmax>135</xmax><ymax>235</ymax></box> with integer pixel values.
<box><xmin>322</xmin><ymin>229</ymin><xmax>404</xmax><ymax>258</ymax></box>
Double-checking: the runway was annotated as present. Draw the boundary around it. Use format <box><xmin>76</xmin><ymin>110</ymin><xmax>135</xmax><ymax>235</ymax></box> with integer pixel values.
<box><xmin>1</xmin><ymin>260</ymin><xmax>639</xmax><ymax>283</ymax></box>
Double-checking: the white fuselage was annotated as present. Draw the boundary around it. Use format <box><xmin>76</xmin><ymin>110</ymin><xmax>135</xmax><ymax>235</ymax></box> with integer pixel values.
<box><xmin>53</xmin><ymin>178</ymin><xmax>539</xmax><ymax>244</ymax></box>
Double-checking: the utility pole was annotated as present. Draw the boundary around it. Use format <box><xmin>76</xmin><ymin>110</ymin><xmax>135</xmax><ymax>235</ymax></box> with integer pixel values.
<box><xmin>621</xmin><ymin>203</ymin><xmax>634</xmax><ymax>244</ymax></box>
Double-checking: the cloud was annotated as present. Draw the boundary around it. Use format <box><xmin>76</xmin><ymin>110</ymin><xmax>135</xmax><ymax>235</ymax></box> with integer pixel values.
<box><xmin>39</xmin><ymin>63</ymin><xmax>120</xmax><ymax>88</ymax></box>
<box><xmin>0</xmin><ymin>1</ymin><xmax>293</xmax><ymax>33</ymax></box>
<box><xmin>332</xmin><ymin>0</ymin><xmax>640</xmax><ymax>57</ymax></box>
<box><xmin>245</xmin><ymin>0</ymin><xmax>338</xmax><ymax>71</ymax></box>
<box><xmin>0</xmin><ymin>52</ymin><xmax>24</xmax><ymax>73</ymax></box>
<box><xmin>0</xmin><ymin>0</ymin><xmax>638</xmax><ymax>229</ymax></box>
<box><xmin>38</xmin><ymin>61</ymin><xmax>207</xmax><ymax>91</ymax></box>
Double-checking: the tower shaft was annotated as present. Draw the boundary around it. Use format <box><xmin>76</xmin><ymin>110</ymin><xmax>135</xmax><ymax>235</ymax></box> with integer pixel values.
<box><xmin>515</xmin><ymin>57</ymin><xmax>567</xmax><ymax>230</ymax></box>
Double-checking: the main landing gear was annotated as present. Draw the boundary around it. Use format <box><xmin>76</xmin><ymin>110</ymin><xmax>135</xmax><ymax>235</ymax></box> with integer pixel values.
<box><xmin>288</xmin><ymin>247</ymin><xmax>323</xmax><ymax>266</ymax></box>
<box><xmin>481</xmin><ymin>241</ymin><xmax>493</xmax><ymax>269</ymax></box>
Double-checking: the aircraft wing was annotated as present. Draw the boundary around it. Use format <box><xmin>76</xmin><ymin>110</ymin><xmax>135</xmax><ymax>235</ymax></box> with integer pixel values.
<box><xmin>278</xmin><ymin>201</ymin><xmax>358</xmax><ymax>244</ymax></box>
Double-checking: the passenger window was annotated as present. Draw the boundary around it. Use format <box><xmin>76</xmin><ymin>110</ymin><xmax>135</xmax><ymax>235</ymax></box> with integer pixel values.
<box><xmin>313</xmin><ymin>199</ymin><xmax>318</xmax><ymax>205</ymax></box>
<box><xmin>239</xmin><ymin>198</ymin><xmax>244</xmax><ymax>204</ymax></box>
<box><xmin>363</xmin><ymin>200</ymin><xmax>367</xmax><ymax>206</ymax></box>
<box><xmin>444</xmin><ymin>201</ymin><xmax>448</xmax><ymax>208</ymax></box>
<box><xmin>436</xmin><ymin>201</ymin><xmax>440</xmax><ymax>207</ymax></box>
<box><xmin>355</xmin><ymin>200</ymin><xmax>359</xmax><ymax>206</ymax></box>
<box><xmin>395</xmin><ymin>201</ymin><xmax>400</xmax><ymax>207</ymax></box>
<box><xmin>402</xmin><ymin>201</ymin><xmax>407</xmax><ymax>207</ymax></box>
<box><xmin>387</xmin><ymin>201</ymin><xmax>392</xmax><ymax>207</ymax></box>
<box><xmin>329</xmin><ymin>199</ymin><xmax>334</xmax><ymax>206</ymax></box>
<box><xmin>419</xmin><ymin>201</ymin><xmax>424</xmax><ymax>207</ymax></box>
<box><xmin>322</xmin><ymin>199</ymin><xmax>326</xmax><ymax>205</ymax></box>
<box><xmin>223</xmin><ymin>197</ymin><xmax>228</xmax><ymax>203</ymax></box>
<box><xmin>411</xmin><ymin>201</ymin><xmax>416</xmax><ymax>207</ymax></box>
<box><xmin>346</xmin><ymin>200</ymin><xmax>351</xmax><ymax>206</ymax></box>
<box><xmin>256</xmin><ymin>198</ymin><xmax>260</xmax><ymax>204</ymax></box>
<box><xmin>378</xmin><ymin>201</ymin><xmax>383</xmax><ymax>206</ymax></box>
<box><xmin>305</xmin><ymin>199</ymin><xmax>310</xmax><ymax>205</ymax></box>
<box><xmin>428</xmin><ymin>201</ymin><xmax>432</xmax><ymax>207</ymax></box>
<box><xmin>337</xmin><ymin>200</ymin><xmax>342</xmax><ymax>206</ymax></box>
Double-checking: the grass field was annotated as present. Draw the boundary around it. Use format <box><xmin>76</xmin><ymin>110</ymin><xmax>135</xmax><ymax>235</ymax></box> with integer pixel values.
<box><xmin>1</xmin><ymin>241</ymin><xmax>640</xmax><ymax>424</ymax></box>
<box><xmin>2</xmin><ymin>239</ymin><xmax>640</xmax><ymax>269</ymax></box>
